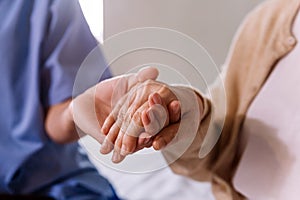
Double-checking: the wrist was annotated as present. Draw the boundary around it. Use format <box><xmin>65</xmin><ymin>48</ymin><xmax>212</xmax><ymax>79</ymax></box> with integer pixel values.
<box><xmin>45</xmin><ymin>99</ymin><xmax>78</xmax><ymax>144</ymax></box>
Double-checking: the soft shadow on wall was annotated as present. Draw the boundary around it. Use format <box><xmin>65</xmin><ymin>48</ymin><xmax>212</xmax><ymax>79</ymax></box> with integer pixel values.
<box><xmin>104</xmin><ymin>0</ymin><xmax>263</xmax><ymax>80</ymax></box>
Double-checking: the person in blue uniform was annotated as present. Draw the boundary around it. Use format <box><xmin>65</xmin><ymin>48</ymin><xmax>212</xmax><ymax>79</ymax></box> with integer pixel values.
<box><xmin>0</xmin><ymin>0</ymin><xmax>129</xmax><ymax>199</ymax></box>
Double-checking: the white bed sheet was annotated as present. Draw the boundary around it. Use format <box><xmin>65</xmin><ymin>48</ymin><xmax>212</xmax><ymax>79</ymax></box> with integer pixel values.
<box><xmin>80</xmin><ymin>136</ymin><xmax>215</xmax><ymax>200</ymax></box>
<box><xmin>96</xmin><ymin>162</ymin><xmax>215</xmax><ymax>200</ymax></box>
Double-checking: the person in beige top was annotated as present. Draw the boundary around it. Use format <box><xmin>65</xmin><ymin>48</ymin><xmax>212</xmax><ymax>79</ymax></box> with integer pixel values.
<box><xmin>97</xmin><ymin>0</ymin><xmax>300</xmax><ymax>199</ymax></box>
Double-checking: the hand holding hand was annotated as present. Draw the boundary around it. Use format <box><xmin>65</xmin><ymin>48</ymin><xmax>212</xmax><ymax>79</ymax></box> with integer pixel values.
<box><xmin>71</xmin><ymin>67</ymin><xmax>159</xmax><ymax>144</ymax></box>
<box><xmin>100</xmin><ymin>80</ymin><xmax>183</xmax><ymax>163</ymax></box>
<box><xmin>100</xmin><ymin>82</ymin><xmax>202</xmax><ymax>163</ymax></box>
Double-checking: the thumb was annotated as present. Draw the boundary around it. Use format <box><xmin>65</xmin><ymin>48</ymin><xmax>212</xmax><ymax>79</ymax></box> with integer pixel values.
<box><xmin>126</xmin><ymin>66</ymin><xmax>159</xmax><ymax>91</ymax></box>
<box><xmin>136</xmin><ymin>66</ymin><xmax>159</xmax><ymax>82</ymax></box>
<box><xmin>95</xmin><ymin>66</ymin><xmax>159</xmax><ymax>106</ymax></box>
<box><xmin>111</xmin><ymin>66</ymin><xmax>159</xmax><ymax>106</ymax></box>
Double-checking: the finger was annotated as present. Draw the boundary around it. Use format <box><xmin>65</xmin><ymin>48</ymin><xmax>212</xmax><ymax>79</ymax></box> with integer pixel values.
<box><xmin>112</xmin><ymin>150</ymin><xmax>126</xmax><ymax>164</ymax></box>
<box><xmin>137</xmin><ymin>132</ymin><xmax>152</xmax><ymax>148</ymax></box>
<box><xmin>136</xmin><ymin>112</ymin><xmax>153</xmax><ymax>151</ymax></box>
<box><xmin>102</xmin><ymin>91</ymin><xmax>131</xmax><ymax>133</ymax></box>
<box><xmin>119</xmin><ymin>112</ymin><xmax>141</xmax><ymax>156</ymax></box>
<box><xmin>118</xmin><ymin>107</ymin><xmax>139</xmax><ymax>156</ymax></box>
<box><xmin>144</xmin><ymin>105</ymin><xmax>168</xmax><ymax>135</ymax></box>
<box><xmin>114</xmin><ymin>129</ymin><xmax>124</xmax><ymax>152</ymax></box>
<box><xmin>115</xmin><ymin>81</ymin><xmax>163</xmax><ymax>131</ymax></box>
<box><xmin>142</xmin><ymin>93</ymin><xmax>168</xmax><ymax>135</ymax></box>
<box><xmin>126</xmin><ymin>67</ymin><xmax>159</xmax><ymax>91</ymax></box>
<box><xmin>125</xmin><ymin>82</ymin><xmax>153</xmax><ymax>115</ymax></box>
<box><xmin>101</xmin><ymin>114</ymin><xmax>115</xmax><ymax>135</ymax></box>
<box><xmin>168</xmin><ymin>100</ymin><xmax>181</xmax><ymax>123</ymax></box>
<box><xmin>119</xmin><ymin>102</ymin><xmax>149</xmax><ymax>155</ymax></box>
<box><xmin>112</xmin><ymin>130</ymin><xmax>125</xmax><ymax>163</ymax></box>
<box><xmin>149</xmin><ymin>92</ymin><xmax>162</xmax><ymax>106</ymax></box>
<box><xmin>152</xmin><ymin>123</ymin><xmax>179</xmax><ymax>150</ymax></box>
<box><xmin>100</xmin><ymin>122</ymin><xmax>120</xmax><ymax>154</ymax></box>
<box><xmin>123</xmin><ymin>102</ymin><xmax>148</xmax><ymax>138</ymax></box>
<box><xmin>149</xmin><ymin>93</ymin><xmax>170</xmax><ymax>127</ymax></box>
<box><xmin>141</xmin><ymin>109</ymin><xmax>150</xmax><ymax>126</ymax></box>
<box><xmin>112</xmin><ymin>131</ymin><xmax>126</xmax><ymax>163</ymax></box>
<box><xmin>146</xmin><ymin>94</ymin><xmax>180</xmax><ymax>127</ymax></box>
<box><xmin>120</xmin><ymin>134</ymin><xmax>137</xmax><ymax>156</ymax></box>
<box><xmin>111</xmin><ymin>67</ymin><xmax>159</xmax><ymax>106</ymax></box>
<box><xmin>136</xmin><ymin>66</ymin><xmax>159</xmax><ymax>82</ymax></box>
<box><xmin>102</xmin><ymin>101</ymin><xmax>131</xmax><ymax>155</ymax></box>
<box><xmin>94</xmin><ymin>67</ymin><xmax>158</xmax><ymax>113</ymax></box>
<box><xmin>144</xmin><ymin>138</ymin><xmax>154</xmax><ymax>148</ymax></box>
<box><xmin>135</xmin><ymin>134</ymin><xmax>153</xmax><ymax>152</ymax></box>
<box><xmin>96</xmin><ymin>134</ymin><xmax>106</xmax><ymax>145</ymax></box>
<box><xmin>101</xmin><ymin>92</ymin><xmax>137</xmax><ymax>156</ymax></box>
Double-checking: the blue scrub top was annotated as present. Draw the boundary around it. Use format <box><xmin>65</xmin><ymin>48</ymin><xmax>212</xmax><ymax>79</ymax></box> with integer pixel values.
<box><xmin>0</xmin><ymin>0</ymin><xmax>114</xmax><ymax>198</ymax></box>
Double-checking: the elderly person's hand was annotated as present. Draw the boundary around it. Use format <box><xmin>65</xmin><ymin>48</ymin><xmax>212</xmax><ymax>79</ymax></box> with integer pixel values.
<box><xmin>101</xmin><ymin>79</ymin><xmax>202</xmax><ymax>163</ymax></box>
<box><xmin>100</xmin><ymin>80</ymin><xmax>180</xmax><ymax>162</ymax></box>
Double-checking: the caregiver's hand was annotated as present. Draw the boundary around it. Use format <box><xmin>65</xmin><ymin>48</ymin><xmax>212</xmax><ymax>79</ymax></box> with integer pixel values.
<box><xmin>71</xmin><ymin>67</ymin><xmax>159</xmax><ymax>144</ymax></box>
<box><xmin>100</xmin><ymin>80</ymin><xmax>182</xmax><ymax>163</ymax></box>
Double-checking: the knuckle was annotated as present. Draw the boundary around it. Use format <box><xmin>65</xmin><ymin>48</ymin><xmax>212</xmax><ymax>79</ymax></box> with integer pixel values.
<box><xmin>143</xmin><ymin>79</ymin><xmax>153</xmax><ymax>85</ymax></box>
<box><xmin>120</xmin><ymin>116</ymin><xmax>130</xmax><ymax>132</ymax></box>
<box><xmin>132</xmin><ymin>111</ymin><xmax>142</xmax><ymax>126</ymax></box>
<box><xmin>117</xmin><ymin>108</ymin><xmax>126</xmax><ymax>121</ymax></box>
<box><xmin>142</xmin><ymin>79</ymin><xmax>156</xmax><ymax>89</ymax></box>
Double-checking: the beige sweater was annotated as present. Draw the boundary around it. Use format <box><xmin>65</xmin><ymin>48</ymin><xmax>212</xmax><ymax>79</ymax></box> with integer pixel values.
<box><xmin>163</xmin><ymin>0</ymin><xmax>300</xmax><ymax>199</ymax></box>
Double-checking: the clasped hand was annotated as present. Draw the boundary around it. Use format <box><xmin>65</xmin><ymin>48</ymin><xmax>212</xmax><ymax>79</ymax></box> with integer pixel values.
<box><xmin>100</xmin><ymin>77</ymin><xmax>182</xmax><ymax>163</ymax></box>
<box><xmin>73</xmin><ymin>67</ymin><xmax>199</xmax><ymax>163</ymax></box>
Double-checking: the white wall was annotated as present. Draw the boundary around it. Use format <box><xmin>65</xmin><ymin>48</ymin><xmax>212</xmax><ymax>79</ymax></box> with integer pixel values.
<box><xmin>79</xmin><ymin>0</ymin><xmax>103</xmax><ymax>41</ymax></box>
<box><xmin>103</xmin><ymin>0</ymin><xmax>263</xmax><ymax>89</ymax></box>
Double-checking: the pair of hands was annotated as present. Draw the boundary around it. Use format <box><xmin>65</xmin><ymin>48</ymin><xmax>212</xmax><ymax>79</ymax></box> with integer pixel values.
<box><xmin>73</xmin><ymin>67</ymin><xmax>182</xmax><ymax>163</ymax></box>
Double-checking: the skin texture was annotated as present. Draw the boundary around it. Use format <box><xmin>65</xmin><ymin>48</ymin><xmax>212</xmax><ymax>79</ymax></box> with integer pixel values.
<box><xmin>100</xmin><ymin>80</ymin><xmax>183</xmax><ymax>163</ymax></box>
<box><xmin>45</xmin><ymin>67</ymin><xmax>160</xmax><ymax>145</ymax></box>
<box><xmin>45</xmin><ymin>66</ymin><xmax>201</xmax><ymax>165</ymax></box>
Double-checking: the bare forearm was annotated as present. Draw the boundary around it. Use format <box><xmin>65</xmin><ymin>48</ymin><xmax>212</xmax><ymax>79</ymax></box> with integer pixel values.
<box><xmin>45</xmin><ymin>99</ymin><xmax>79</xmax><ymax>144</ymax></box>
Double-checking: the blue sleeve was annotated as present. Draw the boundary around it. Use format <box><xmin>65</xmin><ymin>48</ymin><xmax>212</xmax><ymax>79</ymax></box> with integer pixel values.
<box><xmin>41</xmin><ymin>0</ymin><xmax>111</xmax><ymax>106</ymax></box>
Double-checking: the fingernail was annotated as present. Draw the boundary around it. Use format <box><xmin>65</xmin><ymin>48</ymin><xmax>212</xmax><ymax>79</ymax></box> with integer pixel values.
<box><xmin>153</xmin><ymin>94</ymin><xmax>162</xmax><ymax>104</ymax></box>
<box><xmin>101</xmin><ymin>126</ymin><xmax>108</xmax><ymax>135</ymax></box>
<box><xmin>173</xmin><ymin>102</ymin><xmax>180</xmax><ymax>114</ymax></box>
<box><xmin>100</xmin><ymin>140</ymin><xmax>112</xmax><ymax>154</ymax></box>
<box><xmin>99</xmin><ymin>135</ymin><xmax>105</xmax><ymax>144</ymax></box>
<box><xmin>112</xmin><ymin>151</ymin><xmax>122</xmax><ymax>163</ymax></box>
<box><xmin>100</xmin><ymin>142</ymin><xmax>108</xmax><ymax>153</ymax></box>
<box><xmin>120</xmin><ymin>145</ymin><xmax>129</xmax><ymax>156</ymax></box>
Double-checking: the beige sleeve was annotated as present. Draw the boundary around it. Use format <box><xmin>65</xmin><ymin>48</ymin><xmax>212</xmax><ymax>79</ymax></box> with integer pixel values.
<box><xmin>162</xmin><ymin>77</ymin><xmax>226</xmax><ymax>182</ymax></box>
